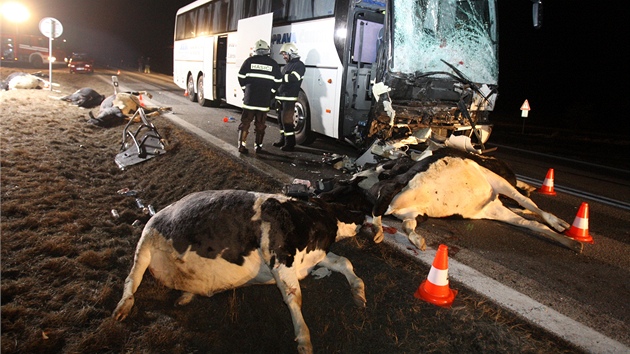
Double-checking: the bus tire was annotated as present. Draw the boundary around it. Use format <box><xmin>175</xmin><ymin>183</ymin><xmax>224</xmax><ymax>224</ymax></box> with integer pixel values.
<box><xmin>30</xmin><ymin>55</ymin><xmax>43</xmax><ymax>68</ymax></box>
<box><xmin>197</xmin><ymin>75</ymin><xmax>220</xmax><ymax>107</ymax></box>
<box><xmin>187</xmin><ymin>74</ymin><xmax>197</xmax><ymax>102</ymax></box>
<box><xmin>295</xmin><ymin>91</ymin><xmax>316</xmax><ymax>146</ymax></box>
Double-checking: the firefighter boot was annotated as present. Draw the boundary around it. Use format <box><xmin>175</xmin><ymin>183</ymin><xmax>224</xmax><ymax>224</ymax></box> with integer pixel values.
<box><xmin>255</xmin><ymin>130</ymin><xmax>264</xmax><ymax>153</ymax></box>
<box><xmin>281</xmin><ymin>126</ymin><xmax>296</xmax><ymax>152</ymax></box>
<box><xmin>272</xmin><ymin>120</ymin><xmax>285</xmax><ymax>147</ymax></box>
<box><xmin>238</xmin><ymin>130</ymin><xmax>249</xmax><ymax>154</ymax></box>
<box><xmin>272</xmin><ymin>132</ymin><xmax>285</xmax><ymax>147</ymax></box>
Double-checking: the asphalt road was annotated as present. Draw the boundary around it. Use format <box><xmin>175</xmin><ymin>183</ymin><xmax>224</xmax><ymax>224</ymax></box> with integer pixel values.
<box><xmin>103</xmin><ymin>69</ymin><xmax>630</xmax><ymax>353</ymax></box>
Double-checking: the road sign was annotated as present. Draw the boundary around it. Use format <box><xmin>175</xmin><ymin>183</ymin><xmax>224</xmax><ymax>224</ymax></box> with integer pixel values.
<box><xmin>520</xmin><ymin>99</ymin><xmax>531</xmax><ymax>111</ymax></box>
<box><xmin>520</xmin><ymin>99</ymin><xmax>530</xmax><ymax>118</ymax></box>
<box><xmin>39</xmin><ymin>17</ymin><xmax>64</xmax><ymax>91</ymax></box>
<box><xmin>39</xmin><ymin>17</ymin><xmax>63</xmax><ymax>39</ymax></box>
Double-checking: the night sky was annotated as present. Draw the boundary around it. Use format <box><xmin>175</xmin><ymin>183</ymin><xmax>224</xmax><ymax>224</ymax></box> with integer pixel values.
<box><xmin>3</xmin><ymin>1</ymin><xmax>626</xmax><ymax>134</ymax></box>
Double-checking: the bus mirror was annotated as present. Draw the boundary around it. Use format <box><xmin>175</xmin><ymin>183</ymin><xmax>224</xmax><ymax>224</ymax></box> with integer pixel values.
<box><xmin>532</xmin><ymin>0</ymin><xmax>543</xmax><ymax>29</ymax></box>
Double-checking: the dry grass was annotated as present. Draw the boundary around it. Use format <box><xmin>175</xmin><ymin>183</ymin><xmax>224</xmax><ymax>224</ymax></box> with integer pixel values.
<box><xmin>1</xmin><ymin>67</ymin><xmax>582</xmax><ymax>353</ymax></box>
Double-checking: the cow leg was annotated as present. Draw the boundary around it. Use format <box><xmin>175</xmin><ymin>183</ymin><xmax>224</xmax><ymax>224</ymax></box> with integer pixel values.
<box><xmin>477</xmin><ymin>200</ymin><xmax>583</xmax><ymax>253</ymax></box>
<box><xmin>272</xmin><ymin>264</ymin><xmax>312</xmax><ymax>354</ymax></box>
<box><xmin>402</xmin><ymin>218</ymin><xmax>426</xmax><ymax>251</ymax></box>
<box><xmin>481</xmin><ymin>167</ymin><xmax>571</xmax><ymax>232</ymax></box>
<box><xmin>317</xmin><ymin>252</ymin><xmax>366</xmax><ymax>308</ymax></box>
<box><xmin>112</xmin><ymin>234</ymin><xmax>153</xmax><ymax>321</ymax></box>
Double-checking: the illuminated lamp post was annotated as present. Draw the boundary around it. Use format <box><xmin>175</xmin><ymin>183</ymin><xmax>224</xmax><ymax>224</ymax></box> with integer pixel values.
<box><xmin>1</xmin><ymin>2</ymin><xmax>30</xmax><ymax>61</ymax></box>
<box><xmin>1</xmin><ymin>2</ymin><xmax>30</xmax><ymax>32</ymax></box>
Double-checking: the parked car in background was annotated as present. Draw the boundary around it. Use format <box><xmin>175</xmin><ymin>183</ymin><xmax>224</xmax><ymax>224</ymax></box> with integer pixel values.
<box><xmin>68</xmin><ymin>53</ymin><xmax>94</xmax><ymax>73</ymax></box>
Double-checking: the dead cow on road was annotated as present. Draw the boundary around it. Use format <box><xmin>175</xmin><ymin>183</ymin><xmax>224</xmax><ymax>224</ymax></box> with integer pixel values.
<box><xmin>319</xmin><ymin>147</ymin><xmax>583</xmax><ymax>253</ymax></box>
<box><xmin>113</xmin><ymin>190</ymin><xmax>367</xmax><ymax>354</ymax></box>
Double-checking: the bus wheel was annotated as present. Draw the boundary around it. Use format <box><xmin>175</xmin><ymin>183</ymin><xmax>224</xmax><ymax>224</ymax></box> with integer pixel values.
<box><xmin>187</xmin><ymin>75</ymin><xmax>197</xmax><ymax>102</ymax></box>
<box><xmin>197</xmin><ymin>76</ymin><xmax>220</xmax><ymax>107</ymax></box>
<box><xmin>31</xmin><ymin>55</ymin><xmax>43</xmax><ymax>68</ymax></box>
<box><xmin>294</xmin><ymin>91</ymin><xmax>315</xmax><ymax>146</ymax></box>
<box><xmin>197</xmin><ymin>76</ymin><xmax>210</xmax><ymax>106</ymax></box>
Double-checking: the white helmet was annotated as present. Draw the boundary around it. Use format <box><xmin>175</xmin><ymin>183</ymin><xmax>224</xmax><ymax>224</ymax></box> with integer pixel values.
<box><xmin>279</xmin><ymin>43</ymin><xmax>299</xmax><ymax>58</ymax></box>
<box><xmin>254</xmin><ymin>39</ymin><xmax>270</xmax><ymax>55</ymax></box>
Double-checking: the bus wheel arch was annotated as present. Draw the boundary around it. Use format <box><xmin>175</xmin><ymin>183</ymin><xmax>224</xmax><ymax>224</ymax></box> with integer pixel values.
<box><xmin>30</xmin><ymin>54</ymin><xmax>43</xmax><ymax>68</ymax></box>
<box><xmin>186</xmin><ymin>73</ymin><xmax>197</xmax><ymax>102</ymax></box>
<box><xmin>294</xmin><ymin>91</ymin><xmax>316</xmax><ymax>146</ymax></box>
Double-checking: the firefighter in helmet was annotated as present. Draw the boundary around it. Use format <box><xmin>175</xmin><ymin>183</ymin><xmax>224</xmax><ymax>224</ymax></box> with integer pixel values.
<box><xmin>273</xmin><ymin>42</ymin><xmax>305</xmax><ymax>151</ymax></box>
<box><xmin>236</xmin><ymin>39</ymin><xmax>282</xmax><ymax>153</ymax></box>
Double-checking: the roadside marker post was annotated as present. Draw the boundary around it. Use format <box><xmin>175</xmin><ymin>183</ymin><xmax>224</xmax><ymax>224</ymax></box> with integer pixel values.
<box><xmin>520</xmin><ymin>99</ymin><xmax>531</xmax><ymax>133</ymax></box>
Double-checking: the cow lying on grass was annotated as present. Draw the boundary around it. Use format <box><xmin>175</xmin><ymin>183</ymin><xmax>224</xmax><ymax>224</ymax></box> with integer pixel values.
<box><xmin>60</xmin><ymin>87</ymin><xmax>105</xmax><ymax>108</ymax></box>
<box><xmin>319</xmin><ymin>147</ymin><xmax>584</xmax><ymax>253</ymax></box>
<box><xmin>112</xmin><ymin>190</ymin><xmax>367</xmax><ymax>354</ymax></box>
<box><xmin>88</xmin><ymin>91</ymin><xmax>169</xmax><ymax>127</ymax></box>
<box><xmin>1</xmin><ymin>72</ymin><xmax>50</xmax><ymax>90</ymax></box>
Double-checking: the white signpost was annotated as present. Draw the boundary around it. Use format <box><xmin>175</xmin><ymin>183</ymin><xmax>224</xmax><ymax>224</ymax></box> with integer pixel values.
<box><xmin>39</xmin><ymin>17</ymin><xmax>63</xmax><ymax>91</ymax></box>
<box><xmin>520</xmin><ymin>99</ymin><xmax>531</xmax><ymax>133</ymax></box>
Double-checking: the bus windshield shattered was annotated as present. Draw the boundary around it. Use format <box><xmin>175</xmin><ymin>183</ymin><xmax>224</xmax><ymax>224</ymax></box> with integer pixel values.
<box><xmin>368</xmin><ymin>0</ymin><xmax>498</xmax><ymax>148</ymax></box>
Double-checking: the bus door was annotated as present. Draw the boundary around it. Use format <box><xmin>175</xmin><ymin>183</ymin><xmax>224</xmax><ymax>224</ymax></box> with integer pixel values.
<box><xmin>215</xmin><ymin>36</ymin><xmax>227</xmax><ymax>100</ymax></box>
<box><xmin>344</xmin><ymin>10</ymin><xmax>384</xmax><ymax>136</ymax></box>
<box><xmin>225</xmin><ymin>13</ymin><xmax>273</xmax><ymax>107</ymax></box>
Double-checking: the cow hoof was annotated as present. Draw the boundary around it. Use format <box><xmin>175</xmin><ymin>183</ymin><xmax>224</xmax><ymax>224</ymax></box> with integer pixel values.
<box><xmin>353</xmin><ymin>294</ymin><xmax>367</xmax><ymax>308</ymax></box>
<box><xmin>175</xmin><ymin>292</ymin><xmax>195</xmax><ymax>306</ymax></box>
<box><xmin>297</xmin><ymin>342</ymin><xmax>313</xmax><ymax>354</ymax></box>
<box><xmin>373</xmin><ymin>230</ymin><xmax>384</xmax><ymax>243</ymax></box>
<box><xmin>409</xmin><ymin>233</ymin><xmax>427</xmax><ymax>251</ymax></box>
<box><xmin>352</xmin><ymin>280</ymin><xmax>367</xmax><ymax>308</ymax></box>
<box><xmin>112</xmin><ymin>296</ymin><xmax>135</xmax><ymax>321</ymax></box>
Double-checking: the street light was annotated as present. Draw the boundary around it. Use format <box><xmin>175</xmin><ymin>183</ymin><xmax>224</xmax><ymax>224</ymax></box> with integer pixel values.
<box><xmin>1</xmin><ymin>2</ymin><xmax>30</xmax><ymax>62</ymax></box>
<box><xmin>1</xmin><ymin>2</ymin><xmax>30</xmax><ymax>27</ymax></box>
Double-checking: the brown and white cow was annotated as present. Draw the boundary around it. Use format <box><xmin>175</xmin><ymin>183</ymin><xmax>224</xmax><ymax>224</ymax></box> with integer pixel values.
<box><xmin>319</xmin><ymin>147</ymin><xmax>583</xmax><ymax>253</ymax></box>
<box><xmin>112</xmin><ymin>189</ymin><xmax>367</xmax><ymax>354</ymax></box>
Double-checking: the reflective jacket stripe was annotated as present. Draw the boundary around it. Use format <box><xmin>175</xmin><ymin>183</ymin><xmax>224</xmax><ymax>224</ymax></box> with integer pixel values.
<box><xmin>276</xmin><ymin>95</ymin><xmax>298</xmax><ymax>101</ymax></box>
<box><xmin>242</xmin><ymin>104</ymin><xmax>271</xmax><ymax>112</ymax></box>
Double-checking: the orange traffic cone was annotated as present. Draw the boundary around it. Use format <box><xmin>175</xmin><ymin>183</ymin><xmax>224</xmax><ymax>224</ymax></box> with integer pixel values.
<box><xmin>564</xmin><ymin>202</ymin><xmax>594</xmax><ymax>243</ymax></box>
<box><xmin>537</xmin><ymin>168</ymin><xmax>557</xmax><ymax>195</ymax></box>
<box><xmin>184</xmin><ymin>90</ymin><xmax>189</xmax><ymax>97</ymax></box>
<box><xmin>414</xmin><ymin>244</ymin><xmax>457</xmax><ymax>307</ymax></box>
<box><xmin>117</xmin><ymin>69</ymin><xmax>121</xmax><ymax>75</ymax></box>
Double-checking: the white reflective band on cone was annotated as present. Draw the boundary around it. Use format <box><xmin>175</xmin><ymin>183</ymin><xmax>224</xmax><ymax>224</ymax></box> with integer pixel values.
<box><xmin>427</xmin><ymin>267</ymin><xmax>449</xmax><ymax>286</ymax></box>
<box><xmin>572</xmin><ymin>216</ymin><xmax>588</xmax><ymax>229</ymax></box>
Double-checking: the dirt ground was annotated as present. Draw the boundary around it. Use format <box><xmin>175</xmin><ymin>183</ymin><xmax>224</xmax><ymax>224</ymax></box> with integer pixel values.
<box><xmin>1</xmin><ymin>66</ymin><xmax>582</xmax><ymax>353</ymax></box>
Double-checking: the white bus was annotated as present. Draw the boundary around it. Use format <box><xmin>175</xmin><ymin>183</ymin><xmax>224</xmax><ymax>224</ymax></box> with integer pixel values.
<box><xmin>174</xmin><ymin>0</ymin><xmax>502</xmax><ymax>148</ymax></box>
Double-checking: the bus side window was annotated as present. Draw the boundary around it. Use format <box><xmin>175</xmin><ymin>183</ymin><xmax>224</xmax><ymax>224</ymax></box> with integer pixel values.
<box><xmin>197</xmin><ymin>4</ymin><xmax>211</xmax><ymax>36</ymax></box>
<box><xmin>314</xmin><ymin>0</ymin><xmax>335</xmax><ymax>17</ymax></box>
<box><xmin>288</xmin><ymin>1</ymin><xmax>312</xmax><ymax>21</ymax></box>
<box><xmin>185</xmin><ymin>11</ymin><xmax>198</xmax><ymax>39</ymax></box>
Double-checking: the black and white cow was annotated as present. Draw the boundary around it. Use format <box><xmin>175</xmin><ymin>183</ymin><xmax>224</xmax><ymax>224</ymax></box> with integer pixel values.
<box><xmin>112</xmin><ymin>190</ymin><xmax>367</xmax><ymax>354</ymax></box>
<box><xmin>1</xmin><ymin>72</ymin><xmax>47</xmax><ymax>90</ymax></box>
<box><xmin>319</xmin><ymin>147</ymin><xmax>583</xmax><ymax>253</ymax></box>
